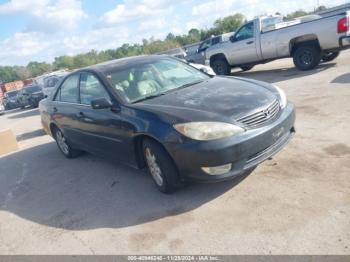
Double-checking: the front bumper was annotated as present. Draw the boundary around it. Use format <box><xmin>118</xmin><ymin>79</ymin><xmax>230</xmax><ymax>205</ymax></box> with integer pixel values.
<box><xmin>168</xmin><ymin>103</ymin><xmax>296</xmax><ymax>182</ymax></box>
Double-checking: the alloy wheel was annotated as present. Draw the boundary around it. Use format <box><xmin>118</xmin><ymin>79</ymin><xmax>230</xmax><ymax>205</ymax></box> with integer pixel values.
<box><xmin>56</xmin><ymin>130</ymin><xmax>69</xmax><ymax>155</ymax></box>
<box><xmin>145</xmin><ymin>147</ymin><xmax>164</xmax><ymax>187</ymax></box>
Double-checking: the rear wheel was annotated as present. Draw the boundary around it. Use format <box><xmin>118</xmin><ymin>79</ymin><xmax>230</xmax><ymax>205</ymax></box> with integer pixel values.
<box><xmin>321</xmin><ymin>51</ymin><xmax>340</xmax><ymax>62</ymax></box>
<box><xmin>293</xmin><ymin>45</ymin><xmax>321</xmax><ymax>71</ymax></box>
<box><xmin>143</xmin><ymin>139</ymin><xmax>180</xmax><ymax>193</ymax></box>
<box><xmin>53</xmin><ymin>127</ymin><xmax>82</xmax><ymax>158</ymax></box>
<box><xmin>211</xmin><ymin>58</ymin><xmax>231</xmax><ymax>75</ymax></box>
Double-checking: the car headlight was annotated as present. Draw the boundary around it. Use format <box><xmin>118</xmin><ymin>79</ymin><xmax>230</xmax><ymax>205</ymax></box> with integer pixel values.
<box><xmin>273</xmin><ymin>85</ymin><xmax>287</xmax><ymax>108</ymax></box>
<box><xmin>174</xmin><ymin>122</ymin><xmax>244</xmax><ymax>141</ymax></box>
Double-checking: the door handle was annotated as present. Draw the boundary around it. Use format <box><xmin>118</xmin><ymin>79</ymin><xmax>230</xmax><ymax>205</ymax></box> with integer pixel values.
<box><xmin>77</xmin><ymin>111</ymin><xmax>94</xmax><ymax>123</ymax></box>
<box><xmin>246</xmin><ymin>41</ymin><xmax>254</xmax><ymax>45</ymax></box>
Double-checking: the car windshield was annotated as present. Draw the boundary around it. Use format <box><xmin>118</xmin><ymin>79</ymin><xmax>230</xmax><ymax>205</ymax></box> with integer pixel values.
<box><xmin>25</xmin><ymin>85</ymin><xmax>42</xmax><ymax>93</ymax></box>
<box><xmin>103</xmin><ymin>58</ymin><xmax>210</xmax><ymax>103</ymax></box>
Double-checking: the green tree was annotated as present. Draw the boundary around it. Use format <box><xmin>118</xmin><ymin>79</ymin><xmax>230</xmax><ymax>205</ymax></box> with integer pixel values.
<box><xmin>0</xmin><ymin>66</ymin><xmax>19</xmax><ymax>82</ymax></box>
<box><xmin>285</xmin><ymin>9</ymin><xmax>308</xmax><ymax>20</ymax></box>
<box><xmin>26</xmin><ymin>62</ymin><xmax>51</xmax><ymax>78</ymax></box>
<box><xmin>315</xmin><ymin>5</ymin><xmax>327</xmax><ymax>12</ymax></box>
<box><xmin>53</xmin><ymin>55</ymin><xmax>75</xmax><ymax>70</ymax></box>
<box><xmin>13</xmin><ymin>66</ymin><xmax>30</xmax><ymax>80</ymax></box>
<box><xmin>213</xmin><ymin>13</ymin><xmax>245</xmax><ymax>34</ymax></box>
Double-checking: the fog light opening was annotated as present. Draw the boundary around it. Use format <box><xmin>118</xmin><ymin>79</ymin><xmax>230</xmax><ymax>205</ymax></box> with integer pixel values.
<box><xmin>201</xmin><ymin>163</ymin><xmax>232</xmax><ymax>175</ymax></box>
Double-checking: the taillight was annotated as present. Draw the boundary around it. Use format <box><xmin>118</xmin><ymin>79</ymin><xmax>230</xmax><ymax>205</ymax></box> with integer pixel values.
<box><xmin>338</xmin><ymin>17</ymin><xmax>349</xmax><ymax>33</ymax></box>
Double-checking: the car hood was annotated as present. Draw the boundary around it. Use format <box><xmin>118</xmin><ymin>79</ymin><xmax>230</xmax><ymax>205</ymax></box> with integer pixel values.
<box><xmin>137</xmin><ymin>76</ymin><xmax>278</xmax><ymax>123</ymax></box>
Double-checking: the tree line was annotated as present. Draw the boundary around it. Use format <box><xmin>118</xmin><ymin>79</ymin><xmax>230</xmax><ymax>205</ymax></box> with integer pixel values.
<box><xmin>0</xmin><ymin>6</ymin><xmax>327</xmax><ymax>83</ymax></box>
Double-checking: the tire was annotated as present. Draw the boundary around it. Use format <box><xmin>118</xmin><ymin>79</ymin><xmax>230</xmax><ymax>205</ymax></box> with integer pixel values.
<box><xmin>240</xmin><ymin>65</ymin><xmax>254</xmax><ymax>71</ymax></box>
<box><xmin>143</xmin><ymin>139</ymin><xmax>181</xmax><ymax>193</ymax></box>
<box><xmin>211</xmin><ymin>58</ymin><xmax>231</xmax><ymax>75</ymax></box>
<box><xmin>321</xmin><ymin>51</ymin><xmax>340</xmax><ymax>62</ymax></box>
<box><xmin>293</xmin><ymin>45</ymin><xmax>321</xmax><ymax>71</ymax></box>
<box><xmin>53</xmin><ymin>127</ymin><xmax>82</xmax><ymax>158</ymax></box>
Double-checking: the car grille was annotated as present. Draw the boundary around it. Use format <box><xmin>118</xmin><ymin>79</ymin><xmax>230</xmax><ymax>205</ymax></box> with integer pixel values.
<box><xmin>237</xmin><ymin>99</ymin><xmax>280</xmax><ymax>127</ymax></box>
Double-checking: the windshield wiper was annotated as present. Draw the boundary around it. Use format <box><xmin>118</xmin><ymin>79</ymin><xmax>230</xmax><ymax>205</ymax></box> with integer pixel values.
<box><xmin>132</xmin><ymin>80</ymin><xmax>205</xmax><ymax>103</ymax></box>
<box><xmin>132</xmin><ymin>92</ymin><xmax>167</xmax><ymax>103</ymax></box>
<box><xmin>176</xmin><ymin>80</ymin><xmax>205</xmax><ymax>90</ymax></box>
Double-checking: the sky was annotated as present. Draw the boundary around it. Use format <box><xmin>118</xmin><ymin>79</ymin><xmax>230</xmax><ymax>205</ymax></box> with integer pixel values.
<box><xmin>0</xmin><ymin>0</ymin><xmax>349</xmax><ymax>66</ymax></box>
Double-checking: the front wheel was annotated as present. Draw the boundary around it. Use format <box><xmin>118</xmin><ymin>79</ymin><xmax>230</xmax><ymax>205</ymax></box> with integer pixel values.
<box><xmin>53</xmin><ymin>127</ymin><xmax>82</xmax><ymax>158</ymax></box>
<box><xmin>211</xmin><ymin>58</ymin><xmax>231</xmax><ymax>75</ymax></box>
<box><xmin>293</xmin><ymin>45</ymin><xmax>321</xmax><ymax>71</ymax></box>
<box><xmin>321</xmin><ymin>51</ymin><xmax>340</xmax><ymax>62</ymax></box>
<box><xmin>143</xmin><ymin>139</ymin><xmax>181</xmax><ymax>193</ymax></box>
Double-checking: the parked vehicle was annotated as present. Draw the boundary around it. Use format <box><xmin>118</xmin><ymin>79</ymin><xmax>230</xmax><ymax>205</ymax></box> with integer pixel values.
<box><xmin>17</xmin><ymin>85</ymin><xmax>44</xmax><ymax>109</ymax></box>
<box><xmin>186</xmin><ymin>33</ymin><xmax>234</xmax><ymax>64</ymax></box>
<box><xmin>157</xmin><ymin>50</ymin><xmax>216</xmax><ymax>75</ymax></box>
<box><xmin>40</xmin><ymin>56</ymin><xmax>295</xmax><ymax>193</ymax></box>
<box><xmin>0</xmin><ymin>102</ymin><xmax>5</xmax><ymax>115</ymax></box>
<box><xmin>206</xmin><ymin>12</ymin><xmax>350</xmax><ymax>74</ymax></box>
<box><xmin>156</xmin><ymin>48</ymin><xmax>187</xmax><ymax>59</ymax></box>
<box><xmin>3</xmin><ymin>90</ymin><xmax>21</xmax><ymax>110</ymax></box>
<box><xmin>42</xmin><ymin>74</ymin><xmax>67</xmax><ymax>97</ymax></box>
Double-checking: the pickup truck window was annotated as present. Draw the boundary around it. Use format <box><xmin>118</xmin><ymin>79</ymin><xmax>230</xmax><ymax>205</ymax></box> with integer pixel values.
<box><xmin>212</xmin><ymin>36</ymin><xmax>221</xmax><ymax>45</ymax></box>
<box><xmin>233</xmin><ymin>22</ymin><xmax>254</xmax><ymax>42</ymax></box>
<box><xmin>198</xmin><ymin>39</ymin><xmax>211</xmax><ymax>52</ymax></box>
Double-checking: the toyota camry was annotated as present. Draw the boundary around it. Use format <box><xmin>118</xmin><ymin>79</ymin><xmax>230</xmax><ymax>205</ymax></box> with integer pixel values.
<box><xmin>39</xmin><ymin>55</ymin><xmax>295</xmax><ymax>193</ymax></box>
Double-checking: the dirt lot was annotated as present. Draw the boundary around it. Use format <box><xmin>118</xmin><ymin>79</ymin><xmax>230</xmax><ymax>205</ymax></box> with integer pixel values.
<box><xmin>0</xmin><ymin>51</ymin><xmax>349</xmax><ymax>254</ymax></box>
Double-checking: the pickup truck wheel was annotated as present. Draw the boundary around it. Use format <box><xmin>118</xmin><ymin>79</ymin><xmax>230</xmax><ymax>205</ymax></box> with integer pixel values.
<box><xmin>143</xmin><ymin>139</ymin><xmax>181</xmax><ymax>194</ymax></box>
<box><xmin>293</xmin><ymin>45</ymin><xmax>321</xmax><ymax>71</ymax></box>
<box><xmin>240</xmin><ymin>65</ymin><xmax>254</xmax><ymax>71</ymax></box>
<box><xmin>211</xmin><ymin>58</ymin><xmax>231</xmax><ymax>75</ymax></box>
<box><xmin>321</xmin><ymin>51</ymin><xmax>340</xmax><ymax>62</ymax></box>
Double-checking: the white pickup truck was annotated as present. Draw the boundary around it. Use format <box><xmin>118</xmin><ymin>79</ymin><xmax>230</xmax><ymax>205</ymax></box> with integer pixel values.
<box><xmin>205</xmin><ymin>12</ymin><xmax>350</xmax><ymax>74</ymax></box>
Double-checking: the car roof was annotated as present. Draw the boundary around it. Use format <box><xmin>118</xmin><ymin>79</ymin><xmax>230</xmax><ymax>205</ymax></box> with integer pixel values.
<box><xmin>24</xmin><ymin>84</ymin><xmax>39</xmax><ymax>88</ymax></box>
<box><xmin>85</xmin><ymin>55</ymin><xmax>167</xmax><ymax>73</ymax></box>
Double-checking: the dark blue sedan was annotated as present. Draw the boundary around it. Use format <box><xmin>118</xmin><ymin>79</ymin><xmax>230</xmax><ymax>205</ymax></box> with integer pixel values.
<box><xmin>39</xmin><ymin>56</ymin><xmax>295</xmax><ymax>193</ymax></box>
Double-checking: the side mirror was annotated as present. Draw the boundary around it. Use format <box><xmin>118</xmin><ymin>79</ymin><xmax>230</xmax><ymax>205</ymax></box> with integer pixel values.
<box><xmin>91</xmin><ymin>98</ymin><xmax>113</xmax><ymax>110</ymax></box>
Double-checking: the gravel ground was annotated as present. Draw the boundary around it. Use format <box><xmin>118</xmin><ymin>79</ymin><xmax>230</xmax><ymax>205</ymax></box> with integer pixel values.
<box><xmin>0</xmin><ymin>50</ymin><xmax>349</xmax><ymax>254</ymax></box>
